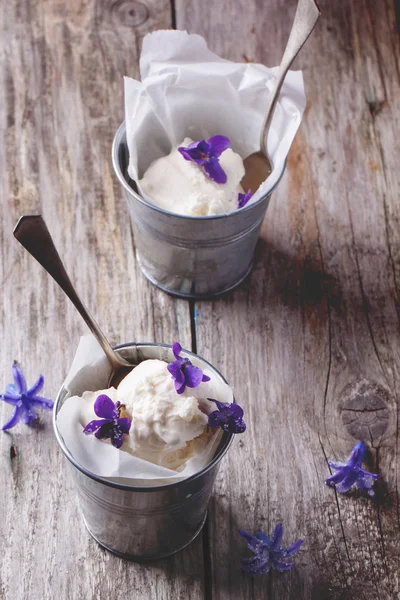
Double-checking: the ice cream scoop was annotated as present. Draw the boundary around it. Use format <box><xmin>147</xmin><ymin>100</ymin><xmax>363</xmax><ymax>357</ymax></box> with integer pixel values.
<box><xmin>139</xmin><ymin>138</ymin><xmax>245</xmax><ymax>216</ymax></box>
<box><xmin>79</xmin><ymin>358</ymin><xmax>216</xmax><ymax>471</ymax></box>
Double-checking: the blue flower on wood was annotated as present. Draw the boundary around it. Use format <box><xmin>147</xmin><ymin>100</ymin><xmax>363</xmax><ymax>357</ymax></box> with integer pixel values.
<box><xmin>167</xmin><ymin>342</ymin><xmax>210</xmax><ymax>395</ymax></box>
<box><xmin>239</xmin><ymin>523</ymin><xmax>303</xmax><ymax>576</ymax></box>
<box><xmin>207</xmin><ymin>398</ymin><xmax>246</xmax><ymax>434</ymax></box>
<box><xmin>325</xmin><ymin>441</ymin><xmax>379</xmax><ymax>497</ymax></box>
<box><xmin>1</xmin><ymin>364</ymin><xmax>53</xmax><ymax>430</ymax></box>
<box><xmin>83</xmin><ymin>394</ymin><xmax>131</xmax><ymax>449</ymax></box>
<box><xmin>178</xmin><ymin>135</ymin><xmax>230</xmax><ymax>184</ymax></box>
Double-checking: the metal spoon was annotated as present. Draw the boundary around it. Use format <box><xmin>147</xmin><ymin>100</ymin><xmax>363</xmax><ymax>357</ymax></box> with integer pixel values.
<box><xmin>241</xmin><ymin>0</ymin><xmax>320</xmax><ymax>193</ymax></box>
<box><xmin>13</xmin><ymin>215</ymin><xmax>133</xmax><ymax>387</ymax></box>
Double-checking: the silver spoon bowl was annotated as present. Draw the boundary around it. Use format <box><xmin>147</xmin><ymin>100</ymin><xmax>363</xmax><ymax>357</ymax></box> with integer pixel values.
<box><xmin>241</xmin><ymin>0</ymin><xmax>320</xmax><ymax>194</ymax></box>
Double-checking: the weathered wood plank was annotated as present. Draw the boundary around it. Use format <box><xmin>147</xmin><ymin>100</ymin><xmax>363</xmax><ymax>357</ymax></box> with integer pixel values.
<box><xmin>177</xmin><ymin>0</ymin><xmax>400</xmax><ymax>598</ymax></box>
<box><xmin>0</xmin><ymin>2</ymin><xmax>204</xmax><ymax>599</ymax></box>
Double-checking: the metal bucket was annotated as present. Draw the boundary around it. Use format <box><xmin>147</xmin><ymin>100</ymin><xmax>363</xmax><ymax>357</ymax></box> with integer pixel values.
<box><xmin>112</xmin><ymin>122</ymin><xmax>286</xmax><ymax>299</ymax></box>
<box><xmin>53</xmin><ymin>342</ymin><xmax>233</xmax><ymax>560</ymax></box>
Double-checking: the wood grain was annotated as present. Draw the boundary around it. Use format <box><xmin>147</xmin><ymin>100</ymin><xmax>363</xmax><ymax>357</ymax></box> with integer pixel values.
<box><xmin>0</xmin><ymin>2</ymin><xmax>202</xmax><ymax>599</ymax></box>
<box><xmin>177</xmin><ymin>0</ymin><xmax>400</xmax><ymax>598</ymax></box>
<box><xmin>2</xmin><ymin>0</ymin><xmax>400</xmax><ymax>599</ymax></box>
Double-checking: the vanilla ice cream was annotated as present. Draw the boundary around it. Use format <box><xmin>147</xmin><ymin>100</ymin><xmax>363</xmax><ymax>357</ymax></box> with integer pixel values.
<box><xmin>79</xmin><ymin>358</ymin><xmax>217</xmax><ymax>471</ymax></box>
<box><xmin>139</xmin><ymin>138</ymin><xmax>245</xmax><ymax>217</ymax></box>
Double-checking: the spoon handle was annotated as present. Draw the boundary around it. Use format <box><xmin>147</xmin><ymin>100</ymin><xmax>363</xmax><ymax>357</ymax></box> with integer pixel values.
<box><xmin>260</xmin><ymin>0</ymin><xmax>320</xmax><ymax>155</ymax></box>
<box><xmin>13</xmin><ymin>215</ymin><xmax>130</xmax><ymax>369</ymax></box>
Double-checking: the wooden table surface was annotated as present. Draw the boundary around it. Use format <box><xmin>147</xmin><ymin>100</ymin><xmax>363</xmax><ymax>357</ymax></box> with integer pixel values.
<box><xmin>1</xmin><ymin>1</ymin><xmax>399</xmax><ymax>599</ymax></box>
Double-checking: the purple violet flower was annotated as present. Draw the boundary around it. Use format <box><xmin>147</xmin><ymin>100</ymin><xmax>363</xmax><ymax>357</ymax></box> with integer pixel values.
<box><xmin>207</xmin><ymin>398</ymin><xmax>246</xmax><ymax>434</ymax></box>
<box><xmin>178</xmin><ymin>135</ymin><xmax>230</xmax><ymax>184</ymax></box>
<box><xmin>239</xmin><ymin>524</ymin><xmax>303</xmax><ymax>576</ymax></box>
<box><xmin>83</xmin><ymin>394</ymin><xmax>131</xmax><ymax>449</ymax></box>
<box><xmin>238</xmin><ymin>189</ymin><xmax>252</xmax><ymax>209</ymax></box>
<box><xmin>1</xmin><ymin>364</ymin><xmax>53</xmax><ymax>430</ymax></box>
<box><xmin>167</xmin><ymin>342</ymin><xmax>211</xmax><ymax>395</ymax></box>
<box><xmin>325</xmin><ymin>441</ymin><xmax>379</xmax><ymax>497</ymax></box>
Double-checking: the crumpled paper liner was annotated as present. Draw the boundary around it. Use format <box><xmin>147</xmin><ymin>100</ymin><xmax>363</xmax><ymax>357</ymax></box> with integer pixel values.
<box><xmin>124</xmin><ymin>29</ymin><xmax>306</xmax><ymax>209</ymax></box>
<box><xmin>56</xmin><ymin>335</ymin><xmax>231</xmax><ymax>486</ymax></box>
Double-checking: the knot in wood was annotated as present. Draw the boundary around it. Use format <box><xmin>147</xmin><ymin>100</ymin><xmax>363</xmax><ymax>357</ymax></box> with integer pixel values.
<box><xmin>112</xmin><ymin>1</ymin><xmax>149</xmax><ymax>27</ymax></box>
<box><xmin>340</xmin><ymin>380</ymin><xmax>390</xmax><ymax>441</ymax></box>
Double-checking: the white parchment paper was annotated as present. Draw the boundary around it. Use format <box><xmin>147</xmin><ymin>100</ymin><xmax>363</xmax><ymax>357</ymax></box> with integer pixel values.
<box><xmin>124</xmin><ymin>30</ymin><xmax>306</xmax><ymax>208</ymax></box>
<box><xmin>56</xmin><ymin>335</ymin><xmax>230</xmax><ymax>486</ymax></box>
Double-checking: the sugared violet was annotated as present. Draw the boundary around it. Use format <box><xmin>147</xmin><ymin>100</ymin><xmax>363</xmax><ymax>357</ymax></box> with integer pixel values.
<box><xmin>83</xmin><ymin>394</ymin><xmax>131</xmax><ymax>449</ymax></box>
<box><xmin>167</xmin><ymin>342</ymin><xmax>210</xmax><ymax>395</ymax></box>
<box><xmin>178</xmin><ymin>135</ymin><xmax>230</xmax><ymax>184</ymax></box>
<box><xmin>207</xmin><ymin>398</ymin><xmax>246</xmax><ymax>434</ymax></box>
<box><xmin>238</xmin><ymin>189</ymin><xmax>252</xmax><ymax>209</ymax></box>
